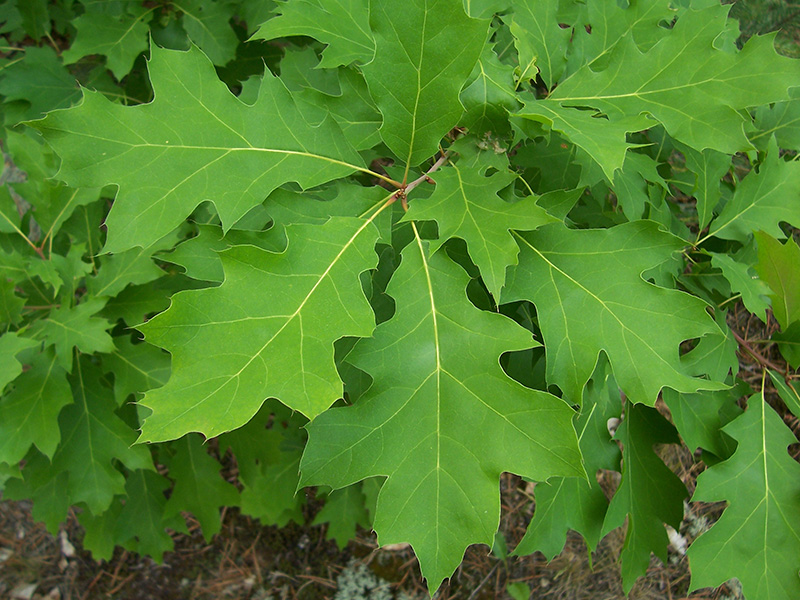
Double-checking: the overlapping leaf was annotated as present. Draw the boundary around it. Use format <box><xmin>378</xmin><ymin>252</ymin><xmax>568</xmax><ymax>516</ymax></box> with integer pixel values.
<box><xmin>61</xmin><ymin>3</ymin><xmax>154</xmax><ymax>79</ymax></box>
<box><xmin>502</xmin><ymin>221</ymin><xmax>727</xmax><ymax>405</ymax></box>
<box><xmin>301</xmin><ymin>232</ymin><xmax>583</xmax><ymax>593</ymax></box>
<box><xmin>31</xmin><ymin>43</ymin><xmax>366</xmax><ymax>253</ymax></box>
<box><xmin>514</xmin><ymin>358</ymin><xmax>622</xmax><ymax>560</ymax></box>
<box><xmin>404</xmin><ymin>147</ymin><xmax>556</xmax><ymax>298</ymax></box>
<box><xmin>0</xmin><ymin>349</ymin><xmax>71</xmax><ymax>465</ymax></box>
<box><xmin>709</xmin><ymin>139</ymin><xmax>800</xmax><ymax>243</ymax></box>
<box><xmin>138</xmin><ymin>216</ymin><xmax>382</xmax><ymax>442</ymax></box>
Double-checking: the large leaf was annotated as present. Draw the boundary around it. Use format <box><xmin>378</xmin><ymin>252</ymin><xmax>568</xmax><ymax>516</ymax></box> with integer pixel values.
<box><xmin>363</xmin><ymin>0</ymin><xmax>488</xmax><ymax>171</ymax></box>
<box><xmin>301</xmin><ymin>231</ymin><xmax>583</xmax><ymax>593</ymax></box>
<box><xmin>30</xmin><ymin>43</ymin><xmax>366</xmax><ymax>253</ymax></box>
<box><xmin>252</xmin><ymin>0</ymin><xmax>375</xmax><ymax>67</ymax></box>
<box><xmin>548</xmin><ymin>5</ymin><xmax>800</xmax><ymax>156</ymax></box>
<box><xmin>689</xmin><ymin>386</ymin><xmax>800</xmax><ymax>600</ymax></box>
<box><xmin>138</xmin><ymin>216</ymin><xmax>382</xmax><ymax>442</ymax></box>
<box><xmin>502</xmin><ymin>221</ymin><xmax>726</xmax><ymax>406</ymax></box>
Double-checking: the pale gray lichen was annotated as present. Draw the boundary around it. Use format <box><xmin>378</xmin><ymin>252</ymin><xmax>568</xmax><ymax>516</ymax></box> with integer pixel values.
<box><xmin>334</xmin><ymin>560</ymin><xmax>393</xmax><ymax>600</ymax></box>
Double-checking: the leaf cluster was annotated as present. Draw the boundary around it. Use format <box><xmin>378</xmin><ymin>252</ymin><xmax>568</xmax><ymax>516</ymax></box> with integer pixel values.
<box><xmin>1</xmin><ymin>0</ymin><xmax>800</xmax><ymax>597</ymax></box>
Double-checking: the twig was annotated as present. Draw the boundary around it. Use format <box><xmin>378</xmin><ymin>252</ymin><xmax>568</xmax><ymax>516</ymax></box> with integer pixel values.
<box><xmin>466</xmin><ymin>561</ymin><xmax>501</xmax><ymax>600</ymax></box>
<box><xmin>405</xmin><ymin>152</ymin><xmax>451</xmax><ymax>196</ymax></box>
<box><xmin>731</xmin><ymin>329</ymin><xmax>785</xmax><ymax>374</ymax></box>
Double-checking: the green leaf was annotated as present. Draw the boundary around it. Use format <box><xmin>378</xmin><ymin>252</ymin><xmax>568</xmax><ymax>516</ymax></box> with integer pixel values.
<box><xmin>0</xmin><ymin>331</ymin><xmax>38</xmax><ymax>390</ymax></box>
<box><xmin>163</xmin><ymin>434</ymin><xmax>239</xmax><ymax>541</ymax></box>
<box><xmin>689</xmin><ymin>387</ymin><xmax>800</xmax><ymax>600</ymax></box>
<box><xmin>49</xmin><ymin>359</ymin><xmax>154</xmax><ymax>514</ymax></box>
<box><xmin>404</xmin><ymin>148</ymin><xmax>556</xmax><ymax>298</ymax></box>
<box><xmin>363</xmin><ymin>0</ymin><xmax>488</xmax><ymax>170</ymax></box>
<box><xmin>30</xmin><ymin>298</ymin><xmax>115</xmax><ymax>372</ymax></box>
<box><xmin>550</xmin><ymin>6</ymin><xmax>800</xmax><ymax>155</ymax></box>
<box><xmin>752</xmin><ymin>89</ymin><xmax>800</xmax><ymax>151</ymax></box>
<box><xmin>3</xmin><ymin>452</ymin><xmax>70</xmax><ymax>533</ymax></box>
<box><xmin>253</xmin><ymin>0</ymin><xmax>375</xmax><ymax>68</ymax></box>
<box><xmin>103</xmin><ymin>336</ymin><xmax>170</xmax><ymax>405</ymax></box>
<box><xmin>769</xmin><ymin>370</ymin><xmax>800</xmax><ymax>421</ymax></box>
<box><xmin>61</xmin><ymin>4</ymin><xmax>154</xmax><ymax>79</ymax></box>
<box><xmin>514</xmin><ymin>99</ymin><xmax>650</xmax><ymax>180</ymax></box>
<box><xmin>510</xmin><ymin>0</ymin><xmax>569</xmax><ymax>89</ymax></box>
<box><xmin>0</xmin><ymin>46</ymin><xmax>80</xmax><ymax>122</ymax></box>
<box><xmin>0</xmin><ymin>349</ymin><xmax>71</xmax><ymax>465</ymax></box>
<box><xmin>563</xmin><ymin>0</ymin><xmax>674</xmax><ymax>73</ymax></box>
<box><xmin>503</xmin><ymin>221</ymin><xmax>726</xmax><ymax>406</ymax></box>
<box><xmin>680</xmin><ymin>145</ymin><xmax>730</xmax><ymax>231</ymax></box>
<box><xmin>0</xmin><ymin>278</ymin><xmax>25</xmax><ymax>325</ymax></box>
<box><xmin>755</xmin><ymin>231</ymin><xmax>800</xmax><ymax>330</ymax></box>
<box><xmin>138</xmin><ymin>216</ymin><xmax>382</xmax><ymax>442</ymax></box>
<box><xmin>219</xmin><ymin>399</ymin><xmax>306</xmax><ymax>526</ymax></box>
<box><xmin>31</xmin><ymin>43</ymin><xmax>366</xmax><ymax>253</ymax></box>
<box><xmin>15</xmin><ymin>0</ymin><xmax>49</xmax><ymax>41</ymax></box>
<box><xmin>603</xmin><ymin>402</ymin><xmax>688</xmax><ymax>593</ymax></box>
<box><xmin>711</xmin><ymin>251</ymin><xmax>771</xmax><ymax>322</ymax></box>
<box><xmin>774</xmin><ymin>321</ymin><xmax>800</xmax><ymax>369</ymax></box>
<box><xmin>114</xmin><ymin>469</ymin><xmax>186</xmax><ymax>561</ymax></box>
<box><xmin>662</xmin><ymin>385</ymin><xmax>744</xmax><ymax>458</ymax></box>
<box><xmin>514</xmin><ymin>357</ymin><xmax>622</xmax><ymax>559</ymax></box>
<box><xmin>312</xmin><ymin>484</ymin><xmax>371</xmax><ymax>549</ymax></box>
<box><xmin>459</xmin><ymin>43</ymin><xmax>520</xmax><ymax>136</ymax></box>
<box><xmin>301</xmin><ymin>232</ymin><xmax>583</xmax><ymax>593</ymax></box>
<box><xmin>709</xmin><ymin>140</ymin><xmax>800</xmax><ymax>243</ymax></box>
<box><xmin>178</xmin><ymin>0</ymin><xmax>239</xmax><ymax>66</ymax></box>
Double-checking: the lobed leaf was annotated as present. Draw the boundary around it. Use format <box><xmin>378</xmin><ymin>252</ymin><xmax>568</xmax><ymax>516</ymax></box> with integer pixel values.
<box><xmin>301</xmin><ymin>231</ymin><xmax>583</xmax><ymax>593</ymax></box>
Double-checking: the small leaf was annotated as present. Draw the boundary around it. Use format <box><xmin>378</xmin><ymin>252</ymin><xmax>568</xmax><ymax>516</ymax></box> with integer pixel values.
<box><xmin>30</xmin><ymin>299</ymin><xmax>114</xmax><ymax>372</ymax></box>
<box><xmin>603</xmin><ymin>402</ymin><xmax>687</xmax><ymax>593</ymax></box>
<box><xmin>404</xmin><ymin>146</ymin><xmax>557</xmax><ymax>298</ymax></box>
<box><xmin>50</xmin><ymin>359</ymin><xmax>154</xmax><ymax>514</ymax></box>
<box><xmin>163</xmin><ymin>434</ymin><xmax>239</xmax><ymax>541</ymax></box>
<box><xmin>312</xmin><ymin>484</ymin><xmax>370</xmax><ymax>549</ymax></box>
<box><xmin>61</xmin><ymin>4</ymin><xmax>153</xmax><ymax>79</ymax></box>
<box><xmin>179</xmin><ymin>0</ymin><xmax>239</xmax><ymax>66</ymax></box>
<box><xmin>689</xmin><ymin>385</ymin><xmax>800</xmax><ymax>600</ymax></box>
<box><xmin>755</xmin><ymin>231</ymin><xmax>800</xmax><ymax>330</ymax></box>
<box><xmin>0</xmin><ymin>349</ymin><xmax>71</xmax><ymax>464</ymax></box>
<box><xmin>709</xmin><ymin>139</ymin><xmax>800</xmax><ymax>243</ymax></box>
<box><xmin>510</xmin><ymin>0</ymin><xmax>569</xmax><ymax>89</ymax></box>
